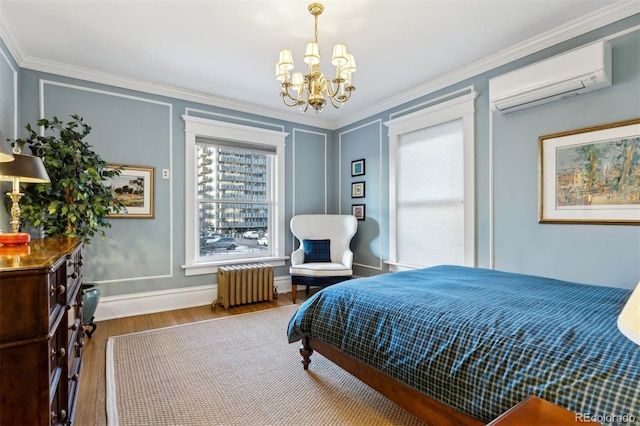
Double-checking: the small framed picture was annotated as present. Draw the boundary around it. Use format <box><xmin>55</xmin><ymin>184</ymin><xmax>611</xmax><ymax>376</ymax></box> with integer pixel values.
<box><xmin>351</xmin><ymin>181</ymin><xmax>365</xmax><ymax>198</ymax></box>
<box><xmin>105</xmin><ymin>165</ymin><xmax>155</xmax><ymax>218</ymax></box>
<box><xmin>352</xmin><ymin>204</ymin><xmax>366</xmax><ymax>221</ymax></box>
<box><xmin>351</xmin><ymin>158</ymin><xmax>365</xmax><ymax>177</ymax></box>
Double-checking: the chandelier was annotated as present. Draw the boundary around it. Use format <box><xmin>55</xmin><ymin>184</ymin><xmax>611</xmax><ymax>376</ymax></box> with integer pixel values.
<box><xmin>276</xmin><ymin>3</ymin><xmax>356</xmax><ymax>113</ymax></box>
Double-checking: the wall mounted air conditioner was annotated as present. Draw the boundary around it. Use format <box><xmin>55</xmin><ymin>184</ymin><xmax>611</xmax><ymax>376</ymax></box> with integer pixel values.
<box><xmin>489</xmin><ymin>41</ymin><xmax>611</xmax><ymax>113</ymax></box>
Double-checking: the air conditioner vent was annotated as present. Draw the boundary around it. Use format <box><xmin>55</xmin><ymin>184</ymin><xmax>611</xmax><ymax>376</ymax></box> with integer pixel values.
<box><xmin>490</xmin><ymin>41</ymin><xmax>611</xmax><ymax>113</ymax></box>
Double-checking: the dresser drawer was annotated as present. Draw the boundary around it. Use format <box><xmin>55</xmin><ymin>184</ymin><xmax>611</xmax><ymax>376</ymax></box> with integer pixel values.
<box><xmin>66</xmin><ymin>247</ymin><xmax>83</xmax><ymax>305</ymax></box>
<box><xmin>67</xmin><ymin>357</ymin><xmax>83</xmax><ymax>424</ymax></box>
<box><xmin>49</xmin><ymin>312</ymin><xmax>67</xmax><ymax>376</ymax></box>
<box><xmin>50</xmin><ymin>366</ymin><xmax>68</xmax><ymax>425</ymax></box>
<box><xmin>1</xmin><ymin>267</ymin><xmax>65</xmax><ymax>342</ymax></box>
<box><xmin>67</xmin><ymin>317</ymin><xmax>84</xmax><ymax>367</ymax></box>
<box><xmin>51</xmin><ymin>260</ymin><xmax>69</xmax><ymax>306</ymax></box>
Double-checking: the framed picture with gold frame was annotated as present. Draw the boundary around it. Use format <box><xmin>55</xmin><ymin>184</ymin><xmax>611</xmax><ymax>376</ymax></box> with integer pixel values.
<box><xmin>539</xmin><ymin>118</ymin><xmax>640</xmax><ymax>224</ymax></box>
<box><xmin>105</xmin><ymin>165</ymin><xmax>155</xmax><ymax>218</ymax></box>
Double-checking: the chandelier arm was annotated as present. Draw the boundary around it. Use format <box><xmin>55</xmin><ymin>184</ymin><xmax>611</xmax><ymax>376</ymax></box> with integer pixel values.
<box><xmin>280</xmin><ymin>84</ymin><xmax>304</xmax><ymax>106</ymax></box>
<box><xmin>282</xmin><ymin>96</ymin><xmax>302</xmax><ymax>108</ymax></box>
<box><xmin>341</xmin><ymin>87</ymin><xmax>354</xmax><ymax>101</ymax></box>
<box><xmin>328</xmin><ymin>94</ymin><xmax>346</xmax><ymax>109</ymax></box>
<box><xmin>325</xmin><ymin>79</ymin><xmax>340</xmax><ymax>99</ymax></box>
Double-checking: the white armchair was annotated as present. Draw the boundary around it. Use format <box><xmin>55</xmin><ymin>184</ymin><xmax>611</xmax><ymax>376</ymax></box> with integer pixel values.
<box><xmin>289</xmin><ymin>214</ymin><xmax>358</xmax><ymax>303</ymax></box>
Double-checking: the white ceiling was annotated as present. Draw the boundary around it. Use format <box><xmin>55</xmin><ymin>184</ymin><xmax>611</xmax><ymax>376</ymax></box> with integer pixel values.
<box><xmin>0</xmin><ymin>1</ymin><xmax>636</xmax><ymax>129</ymax></box>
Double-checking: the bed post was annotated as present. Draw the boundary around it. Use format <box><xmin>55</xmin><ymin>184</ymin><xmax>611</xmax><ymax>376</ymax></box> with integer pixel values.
<box><xmin>300</xmin><ymin>336</ymin><xmax>314</xmax><ymax>370</ymax></box>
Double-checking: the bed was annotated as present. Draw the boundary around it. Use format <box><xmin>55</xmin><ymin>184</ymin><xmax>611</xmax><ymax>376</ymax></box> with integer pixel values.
<box><xmin>287</xmin><ymin>265</ymin><xmax>640</xmax><ymax>425</ymax></box>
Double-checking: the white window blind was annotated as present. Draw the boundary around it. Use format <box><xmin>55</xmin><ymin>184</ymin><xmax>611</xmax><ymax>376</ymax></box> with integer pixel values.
<box><xmin>386</xmin><ymin>91</ymin><xmax>476</xmax><ymax>271</ymax></box>
<box><xmin>397</xmin><ymin>119</ymin><xmax>464</xmax><ymax>266</ymax></box>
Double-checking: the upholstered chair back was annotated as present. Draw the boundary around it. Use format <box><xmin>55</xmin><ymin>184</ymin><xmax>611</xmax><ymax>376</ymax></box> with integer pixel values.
<box><xmin>290</xmin><ymin>214</ymin><xmax>358</xmax><ymax>267</ymax></box>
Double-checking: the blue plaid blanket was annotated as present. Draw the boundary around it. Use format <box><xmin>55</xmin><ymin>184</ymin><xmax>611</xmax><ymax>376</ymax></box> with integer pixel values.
<box><xmin>287</xmin><ymin>265</ymin><xmax>640</xmax><ymax>425</ymax></box>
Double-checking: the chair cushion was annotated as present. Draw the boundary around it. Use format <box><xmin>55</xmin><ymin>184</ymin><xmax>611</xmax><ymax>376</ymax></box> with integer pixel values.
<box><xmin>303</xmin><ymin>239</ymin><xmax>331</xmax><ymax>263</ymax></box>
<box><xmin>290</xmin><ymin>262</ymin><xmax>352</xmax><ymax>277</ymax></box>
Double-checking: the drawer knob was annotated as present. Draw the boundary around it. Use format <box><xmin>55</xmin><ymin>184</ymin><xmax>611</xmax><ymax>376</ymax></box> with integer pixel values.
<box><xmin>50</xmin><ymin>347</ymin><xmax>66</xmax><ymax>359</ymax></box>
<box><xmin>69</xmin><ymin>373</ymin><xmax>79</xmax><ymax>382</ymax></box>
<box><xmin>58</xmin><ymin>285</ymin><xmax>66</xmax><ymax>295</ymax></box>
<box><xmin>69</xmin><ymin>322</ymin><xmax>79</xmax><ymax>331</ymax></box>
<box><xmin>50</xmin><ymin>409</ymin><xmax>67</xmax><ymax>423</ymax></box>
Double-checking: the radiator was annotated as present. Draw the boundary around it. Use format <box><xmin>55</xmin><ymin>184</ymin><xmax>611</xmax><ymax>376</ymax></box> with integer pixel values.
<box><xmin>213</xmin><ymin>263</ymin><xmax>274</xmax><ymax>309</ymax></box>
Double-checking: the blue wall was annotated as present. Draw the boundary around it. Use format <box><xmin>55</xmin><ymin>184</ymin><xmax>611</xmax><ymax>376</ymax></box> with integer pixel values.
<box><xmin>1</xmin><ymin>14</ymin><xmax>638</xmax><ymax>295</ymax></box>
<box><xmin>338</xmin><ymin>16</ymin><xmax>640</xmax><ymax>288</ymax></box>
<box><xmin>9</xmin><ymin>69</ymin><xmax>335</xmax><ymax>297</ymax></box>
<box><xmin>0</xmin><ymin>37</ymin><xmax>18</xmax><ymax>230</ymax></box>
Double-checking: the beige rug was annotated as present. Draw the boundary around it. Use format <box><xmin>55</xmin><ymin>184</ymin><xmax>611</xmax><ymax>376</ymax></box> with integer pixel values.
<box><xmin>106</xmin><ymin>305</ymin><xmax>427</xmax><ymax>426</ymax></box>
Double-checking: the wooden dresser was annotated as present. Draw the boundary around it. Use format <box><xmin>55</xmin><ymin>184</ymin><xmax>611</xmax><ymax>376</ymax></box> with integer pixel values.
<box><xmin>0</xmin><ymin>238</ymin><xmax>84</xmax><ymax>425</ymax></box>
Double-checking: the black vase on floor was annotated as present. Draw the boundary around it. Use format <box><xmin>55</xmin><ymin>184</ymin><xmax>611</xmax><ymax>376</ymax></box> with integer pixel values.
<box><xmin>81</xmin><ymin>283</ymin><xmax>100</xmax><ymax>338</ymax></box>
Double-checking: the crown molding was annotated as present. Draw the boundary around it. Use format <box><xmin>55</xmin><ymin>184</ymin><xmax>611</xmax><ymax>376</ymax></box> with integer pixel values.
<box><xmin>333</xmin><ymin>1</ymin><xmax>640</xmax><ymax>129</ymax></box>
<box><xmin>19</xmin><ymin>55</ymin><xmax>330</xmax><ymax>129</ymax></box>
<box><xmin>0</xmin><ymin>5</ymin><xmax>26</xmax><ymax>66</ymax></box>
<box><xmin>1</xmin><ymin>1</ymin><xmax>638</xmax><ymax>131</ymax></box>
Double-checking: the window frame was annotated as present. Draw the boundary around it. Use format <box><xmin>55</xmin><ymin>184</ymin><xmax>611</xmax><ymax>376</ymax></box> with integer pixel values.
<box><xmin>182</xmin><ymin>115</ymin><xmax>288</xmax><ymax>276</ymax></box>
<box><xmin>385</xmin><ymin>92</ymin><xmax>477</xmax><ymax>271</ymax></box>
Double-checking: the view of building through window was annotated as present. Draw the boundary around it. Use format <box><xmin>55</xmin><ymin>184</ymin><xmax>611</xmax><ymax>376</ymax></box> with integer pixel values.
<box><xmin>197</xmin><ymin>145</ymin><xmax>271</xmax><ymax>257</ymax></box>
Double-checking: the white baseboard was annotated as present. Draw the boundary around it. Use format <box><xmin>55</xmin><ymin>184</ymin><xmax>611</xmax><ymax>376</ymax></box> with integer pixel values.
<box><xmin>94</xmin><ymin>276</ymin><xmax>292</xmax><ymax>321</ymax></box>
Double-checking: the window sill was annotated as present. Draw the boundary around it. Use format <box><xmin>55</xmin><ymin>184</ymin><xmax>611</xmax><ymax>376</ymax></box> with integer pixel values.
<box><xmin>383</xmin><ymin>261</ymin><xmax>423</xmax><ymax>272</ymax></box>
<box><xmin>182</xmin><ymin>256</ymin><xmax>288</xmax><ymax>276</ymax></box>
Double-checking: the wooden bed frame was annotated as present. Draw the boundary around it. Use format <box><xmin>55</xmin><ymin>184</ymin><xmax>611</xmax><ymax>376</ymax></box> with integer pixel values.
<box><xmin>300</xmin><ymin>336</ymin><xmax>484</xmax><ymax>426</ymax></box>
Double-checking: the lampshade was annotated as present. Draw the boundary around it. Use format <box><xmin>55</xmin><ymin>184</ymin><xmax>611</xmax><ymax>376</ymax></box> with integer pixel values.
<box><xmin>0</xmin><ymin>153</ymin><xmax>50</xmax><ymax>183</ymax></box>
<box><xmin>278</xmin><ymin>49</ymin><xmax>294</xmax><ymax>71</ymax></box>
<box><xmin>331</xmin><ymin>43</ymin><xmax>348</xmax><ymax>66</ymax></box>
<box><xmin>291</xmin><ymin>72</ymin><xmax>304</xmax><ymax>94</ymax></box>
<box><xmin>343</xmin><ymin>54</ymin><xmax>357</xmax><ymax>74</ymax></box>
<box><xmin>304</xmin><ymin>42</ymin><xmax>320</xmax><ymax>65</ymax></box>
<box><xmin>275</xmin><ymin>64</ymin><xmax>286</xmax><ymax>83</ymax></box>
<box><xmin>0</xmin><ymin>138</ymin><xmax>14</xmax><ymax>162</ymax></box>
<box><xmin>618</xmin><ymin>282</ymin><xmax>640</xmax><ymax>346</ymax></box>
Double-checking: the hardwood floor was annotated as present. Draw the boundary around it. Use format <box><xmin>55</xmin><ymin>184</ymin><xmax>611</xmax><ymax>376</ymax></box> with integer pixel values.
<box><xmin>74</xmin><ymin>291</ymin><xmax>312</xmax><ymax>426</ymax></box>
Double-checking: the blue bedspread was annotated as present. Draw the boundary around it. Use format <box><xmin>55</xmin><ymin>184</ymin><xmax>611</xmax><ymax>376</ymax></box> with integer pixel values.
<box><xmin>287</xmin><ymin>265</ymin><xmax>640</xmax><ymax>425</ymax></box>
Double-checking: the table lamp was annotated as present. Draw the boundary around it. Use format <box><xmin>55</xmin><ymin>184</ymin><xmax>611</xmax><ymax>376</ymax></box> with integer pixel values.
<box><xmin>618</xmin><ymin>282</ymin><xmax>640</xmax><ymax>346</ymax></box>
<box><xmin>0</xmin><ymin>151</ymin><xmax>50</xmax><ymax>245</ymax></box>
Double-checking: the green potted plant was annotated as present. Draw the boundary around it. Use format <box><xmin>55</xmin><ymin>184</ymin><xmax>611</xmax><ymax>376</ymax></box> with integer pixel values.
<box><xmin>7</xmin><ymin>115</ymin><xmax>126</xmax><ymax>337</ymax></box>
<box><xmin>9</xmin><ymin>114</ymin><xmax>125</xmax><ymax>242</ymax></box>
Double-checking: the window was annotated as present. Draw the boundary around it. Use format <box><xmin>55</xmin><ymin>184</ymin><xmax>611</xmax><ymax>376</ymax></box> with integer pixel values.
<box><xmin>197</xmin><ymin>144</ymin><xmax>271</xmax><ymax>257</ymax></box>
<box><xmin>183</xmin><ymin>116</ymin><xmax>287</xmax><ymax>275</ymax></box>
<box><xmin>386</xmin><ymin>92</ymin><xmax>476</xmax><ymax>270</ymax></box>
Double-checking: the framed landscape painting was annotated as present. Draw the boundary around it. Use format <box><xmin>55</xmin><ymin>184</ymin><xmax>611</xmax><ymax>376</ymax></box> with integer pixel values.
<box><xmin>106</xmin><ymin>165</ymin><xmax>155</xmax><ymax>218</ymax></box>
<box><xmin>539</xmin><ymin>118</ymin><xmax>640</xmax><ymax>224</ymax></box>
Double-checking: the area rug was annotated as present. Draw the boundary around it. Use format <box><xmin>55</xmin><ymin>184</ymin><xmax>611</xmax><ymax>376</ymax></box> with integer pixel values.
<box><xmin>106</xmin><ymin>305</ymin><xmax>426</xmax><ymax>426</ymax></box>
